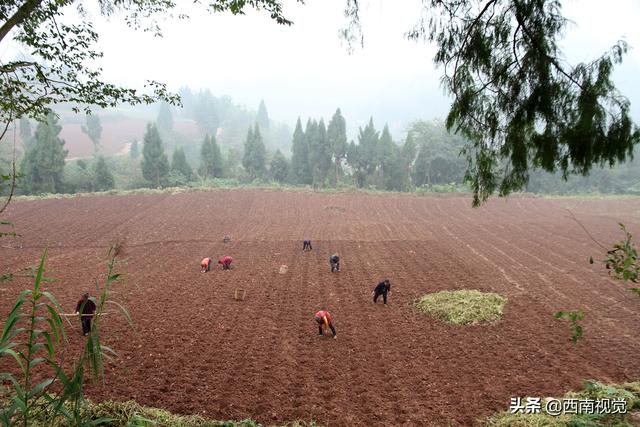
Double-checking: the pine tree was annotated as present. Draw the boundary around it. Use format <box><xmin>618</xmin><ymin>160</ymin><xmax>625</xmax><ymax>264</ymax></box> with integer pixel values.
<box><xmin>378</xmin><ymin>124</ymin><xmax>396</xmax><ymax>188</ymax></box>
<box><xmin>171</xmin><ymin>146</ymin><xmax>193</xmax><ymax>181</ymax></box>
<box><xmin>242</xmin><ymin>124</ymin><xmax>266</xmax><ymax>180</ymax></box>
<box><xmin>309</xmin><ymin>119</ymin><xmax>332</xmax><ymax>187</ymax></box>
<box><xmin>141</xmin><ymin>123</ymin><xmax>169</xmax><ymax>188</ymax></box>
<box><xmin>93</xmin><ymin>156</ymin><xmax>115</xmax><ymax>191</ymax></box>
<box><xmin>81</xmin><ymin>113</ymin><xmax>102</xmax><ymax>153</ymax></box>
<box><xmin>357</xmin><ymin>117</ymin><xmax>380</xmax><ymax>184</ymax></box>
<box><xmin>20</xmin><ymin>112</ymin><xmax>68</xmax><ymax>194</ymax></box>
<box><xmin>270</xmin><ymin>149</ymin><xmax>289</xmax><ymax>183</ymax></box>
<box><xmin>210</xmin><ymin>134</ymin><xmax>224</xmax><ymax>178</ymax></box>
<box><xmin>198</xmin><ymin>135</ymin><xmax>214</xmax><ymax>179</ymax></box>
<box><xmin>257</xmin><ymin>100</ymin><xmax>270</xmax><ymax>130</ymax></box>
<box><xmin>157</xmin><ymin>102</ymin><xmax>174</xmax><ymax>137</ymax></box>
<box><xmin>289</xmin><ymin>117</ymin><xmax>311</xmax><ymax>185</ymax></box>
<box><xmin>130</xmin><ymin>140</ymin><xmax>140</xmax><ymax>159</ymax></box>
<box><xmin>401</xmin><ymin>133</ymin><xmax>418</xmax><ymax>190</ymax></box>
<box><xmin>19</xmin><ymin>117</ymin><xmax>33</xmax><ymax>150</ymax></box>
<box><xmin>327</xmin><ymin>108</ymin><xmax>347</xmax><ymax>186</ymax></box>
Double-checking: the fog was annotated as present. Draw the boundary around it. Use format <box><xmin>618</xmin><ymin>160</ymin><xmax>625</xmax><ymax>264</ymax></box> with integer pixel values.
<box><xmin>3</xmin><ymin>0</ymin><xmax>640</xmax><ymax>137</ymax></box>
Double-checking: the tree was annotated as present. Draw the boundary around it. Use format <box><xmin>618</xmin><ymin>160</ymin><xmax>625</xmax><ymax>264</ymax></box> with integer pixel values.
<box><xmin>0</xmin><ymin>0</ymin><xmax>303</xmax><ymax>212</ymax></box>
<box><xmin>171</xmin><ymin>146</ymin><xmax>193</xmax><ymax>182</ymax></box>
<box><xmin>81</xmin><ymin>113</ymin><xmax>102</xmax><ymax>153</ymax></box>
<box><xmin>20</xmin><ymin>112</ymin><xmax>67</xmax><ymax>194</ymax></box>
<box><xmin>401</xmin><ymin>132</ymin><xmax>418</xmax><ymax>190</ymax></box>
<box><xmin>270</xmin><ymin>149</ymin><xmax>289</xmax><ymax>183</ymax></box>
<box><xmin>141</xmin><ymin>123</ymin><xmax>169</xmax><ymax>188</ymax></box>
<box><xmin>19</xmin><ymin>116</ymin><xmax>32</xmax><ymax>149</ymax></box>
<box><xmin>198</xmin><ymin>135</ymin><xmax>224</xmax><ymax>180</ymax></box>
<box><xmin>242</xmin><ymin>123</ymin><xmax>266</xmax><ymax>180</ymax></box>
<box><xmin>257</xmin><ymin>100</ymin><xmax>270</xmax><ymax>130</ymax></box>
<box><xmin>307</xmin><ymin>119</ymin><xmax>332</xmax><ymax>187</ymax></box>
<box><xmin>289</xmin><ymin>118</ymin><xmax>311</xmax><ymax>185</ymax></box>
<box><xmin>210</xmin><ymin>134</ymin><xmax>224</xmax><ymax>178</ymax></box>
<box><xmin>93</xmin><ymin>156</ymin><xmax>115</xmax><ymax>191</ymax></box>
<box><xmin>342</xmin><ymin>1</ymin><xmax>639</xmax><ymax>205</ymax></box>
<box><xmin>157</xmin><ymin>102</ymin><xmax>174</xmax><ymax>137</ymax></box>
<box><xmin>198</xmin><ymin>136</ymin><xmax>214</xmax><ymax>179</ymax></box>
<box><xmin>327</xmin><ymin>108</ymin><xmax>347</xmax><ymax>186</ymax></box>
<box><xmin>130</xmin><ymin>140</ymin><xmax>140</xmax><ymax>160</ymax></box>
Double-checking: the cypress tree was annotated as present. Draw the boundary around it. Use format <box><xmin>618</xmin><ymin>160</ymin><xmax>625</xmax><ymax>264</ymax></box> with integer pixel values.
<box><xmin>327</xmin><ymin>108</ymin><xmax>347</xmax><ymax>186</ymax></box>
<box><xmin>171</xmin><ymin>146</ymin><xmax>193</xmax><ymax>181</ymax></box>
<box><xmin>289</xmin><ymin>117</ymin><xmax>310</xmax><ymax>184</ymax></box>
<box><xmin>141</xmin><ymin>122</ymin><xmax>169</xmax><ymax>188</ymax></box>
<box><xmin>20</xmin><ymin>112</ymin><xmax>68</xmax><ymax>194</ymax></box>
<box><xmin>93</xmin><ymin>156</ymin><xmax>115</xmax><ymax>191</ymax></box>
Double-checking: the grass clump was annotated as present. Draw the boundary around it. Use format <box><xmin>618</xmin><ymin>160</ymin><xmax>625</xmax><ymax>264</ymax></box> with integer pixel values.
<box><xmin>23</xmin><ymin>398</ymin><xmax>323</xmax><ymax>427</ymax></box>
<box><xmin>483</xmin><ymin>380</ymin><xmax>640</xmax><ymax>426</ymax></box>
<box><xmin>415</xmin><ymin>289</ymin><xmax>507</xmax><ymax>325</ymax></box>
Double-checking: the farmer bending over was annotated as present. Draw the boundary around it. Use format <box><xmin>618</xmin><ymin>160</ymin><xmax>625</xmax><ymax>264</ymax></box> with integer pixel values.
<box><xmin>219</xmin><ymin>255</ymin><xmax>233</xmax><ymax>270</ymax></box>
<box><xmin>75</xmin><ymin>292</ymin><xmax>97</xmax><ymax>336</ymax></box>
<box><xmin>314</xmin><ymin>310</ymin><xmax>337</xmax><ymax>339</ymax></box>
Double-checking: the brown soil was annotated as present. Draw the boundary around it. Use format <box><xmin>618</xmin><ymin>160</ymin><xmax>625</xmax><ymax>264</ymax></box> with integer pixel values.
<box><xmin>1</xmin><ymin>190</ymin><xmax>639</xmax><ymax>426</ymax></box>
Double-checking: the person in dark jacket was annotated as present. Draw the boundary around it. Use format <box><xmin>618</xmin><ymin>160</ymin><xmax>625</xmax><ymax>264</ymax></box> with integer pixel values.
<box><xmin>303</xmin><ymin>239</ymin><xmax>313</xmax><ymax>251</ymax></box>
<box><xmin>314</xmin><ymin>310</ymin><xmax>337</xmax><ymax>339</ymax></box>
<box><xmin>329</xmin><ymin>253</ymin><xmax>340</xmax><ymax>272</ymax></box>
<box><xmin>372</xmin><ymin>279</ymin><xmax>392</xmax><ymax>305</ymax></box>
<box><xmin>75</xmin><ymin>292</ymin><xmax>97</xmax><ymax>336</ymax></box>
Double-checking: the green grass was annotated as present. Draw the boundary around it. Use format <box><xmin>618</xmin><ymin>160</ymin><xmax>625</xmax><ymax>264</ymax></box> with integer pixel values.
<box><xmin>483</xmin><ymin>380</ymin><xmax>640</xmax><ymax>426</ymax></box>
<box><xmin>24</xmin><ymin>398</ymin><xmax>323</xmax><ymax>427</ymax></box>
<box><xmin>415</xmin><ymin>290</ymin><xmax>507</xmax><ymax>325</ymax></box>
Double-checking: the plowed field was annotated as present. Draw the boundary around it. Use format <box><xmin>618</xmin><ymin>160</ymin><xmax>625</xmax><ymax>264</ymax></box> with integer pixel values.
<box><xmin>1</xmin><ymin>190</ymin><xmax>639</xmax><ymax>426</ymax></box>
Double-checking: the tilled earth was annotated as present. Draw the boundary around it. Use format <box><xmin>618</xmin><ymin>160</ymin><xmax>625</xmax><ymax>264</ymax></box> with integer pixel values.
<box><xmin>1</xmin><ymin>190</ymin><xmax>639</xmax><ymax>426</ymax></box>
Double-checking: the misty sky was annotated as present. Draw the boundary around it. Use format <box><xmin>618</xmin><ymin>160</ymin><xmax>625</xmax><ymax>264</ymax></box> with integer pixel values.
<box><xmin>5</xmin><ymin>0</ymin><xmax>640</xmax><ymax>138</ymax></box>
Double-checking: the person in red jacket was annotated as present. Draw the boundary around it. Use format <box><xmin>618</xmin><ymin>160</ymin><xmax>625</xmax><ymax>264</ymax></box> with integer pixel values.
<box><xmin>314</xmin><ymin>310</ymin><xmax>337</xmax><ymax>339</ymax></box>
<box><xmin>219</xmin><ymin>255</ymin><xmax>233</xmax><ymax>270</ymax></box>
<box><xmin>201</xmin><ymin>257</ymin><xmax>212</xmax><ymax>273</ymax></box>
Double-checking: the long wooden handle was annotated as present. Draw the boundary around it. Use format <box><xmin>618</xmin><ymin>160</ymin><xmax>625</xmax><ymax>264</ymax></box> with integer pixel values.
<box><xmin>60</xmin><ymin>312</ymin><xmax>113</xmax><ymax>317</ymax></box>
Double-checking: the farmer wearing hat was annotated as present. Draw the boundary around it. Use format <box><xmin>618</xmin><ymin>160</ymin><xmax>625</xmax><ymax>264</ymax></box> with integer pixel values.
<box><xmin>314</xmin><ymin>310</ymin><xmax>337</xmax><ymax>339</ymax></box>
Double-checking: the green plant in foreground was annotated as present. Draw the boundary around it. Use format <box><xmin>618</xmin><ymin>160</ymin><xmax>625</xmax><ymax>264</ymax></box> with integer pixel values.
<box><xmin>604</xmin><ymin>224</ymin><xmax>640</xmax><ymax>296</ymax></box>
<box><xmin>415</xmin><ymin>290</ymin><xmax>507</xmax><ymax>325</ymax></box>
<box><xmin>0</xmin><ymin>245</ymin><xmax>131</xmax><ymax>426</ymax></box>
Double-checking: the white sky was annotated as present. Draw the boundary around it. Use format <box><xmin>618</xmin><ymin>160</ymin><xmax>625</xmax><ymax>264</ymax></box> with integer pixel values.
<box><xmin>4</xmin><ymin>0</ymin><xmax>640</xmax><ymax>137</ymax></box>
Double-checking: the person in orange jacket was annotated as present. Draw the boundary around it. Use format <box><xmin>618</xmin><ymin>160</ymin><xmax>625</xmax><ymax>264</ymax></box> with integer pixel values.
<box><xmin>314</xmin><ymin>310</ymin><xmax>337</xmax><ymax>339</ymax></box>
<box><xmin>201</xmin><ymin>257</ymin><xmax>212</xmax><ymax>273</ymax></box>
<box><xmin>219</xmin><ymin>255</ymin><xmax>233</xmax><ymax>270</ymax></box>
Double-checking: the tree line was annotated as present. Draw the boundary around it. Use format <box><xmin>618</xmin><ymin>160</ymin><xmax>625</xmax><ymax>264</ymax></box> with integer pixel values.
<box><xmin>11</xmin><ymin>106</ymin><xmax>640</xmax><ymax>196</ymax></box>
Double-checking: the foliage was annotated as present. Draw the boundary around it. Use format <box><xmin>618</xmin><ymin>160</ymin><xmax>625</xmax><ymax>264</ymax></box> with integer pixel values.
<box><xmin>81</xmin><ymin>114</ymin><xmax>102</xmax><ymax>152</ymax></box>
<box><xmin>157</xmin><ymin>103</ymin><xmax>174</xmax><ymax>138</ymax></box>
<box><xmin>483</xmin><ymin>380</ymin><xmax>640</xmax><ymax>426</ymax></box>
<box><xmin>604</xmin><ymin>224</ymin><xmax>639</xmax><ymax>288</ymax></box>
<box><xmin>93</xmin><ymin>156</ymin><xmax>115</xmax><ymax>192</ymax></box>
<box><xmin>289</xmin><ymin>118</ymin><xmax>311</xmax><ymax>185</ymax></box>
<box><xmin>554</xmin><ymin>310</ymin><xmax>585</xmax><ymax>344</ymax></box>
<box><xmin>17</xmin><ymin>398</ymin><xmax>323</xmax><ymax>427</ymax></box>
<box><xmin>141</xmin><ymin>123</ymin><xmax>169</xmax><ymax>188</ymax></box>
<box><xmin>327</xmin><ymin>108</ymin><xmax>347</xmax><ymax>186</ymax></box>
<box><xmin>0</xmin><ymin>246</ymin><xmax>131</xmax><ymax>426</ymax></box>
<box><xmin>242</xmin><ymin>124</ymin><xmax>266</xmax><ymax>180</ymax></box>
<box><xmin>198</xmin><ymin>135</ymin><xmax>224</xmax><ymax>180</ymax></box>
<box><xmin>415</xmin><ymin>290</ymin><xmax>507</xmax><ymax>325</ymax></box>
<box><xmin>256</xmin><ymin>100</ymin><xmax>270</xmax><ymax>130</ymax></box>
<box><xmin>270</xmin><ymin>149</ymin><xmax>289</xmax><ymax>183</ymax></box>
<box><xmin>19</xmin><ymin>112</ymin><xmax>67</xmax><ymax>195</ymax></box>
<box><xmin>130</xmin><ymin>140</ymin><xmax>140</xmax><ymax>160</ymax></box>
<box><xmin>171</xmin><ymin>146</ymin><xmax>193</xmax><ymax>182</ymax></box>
<box><xmin>307</xmin><ymin>119</ymin><xmax>332</xmax><ymax>187</ymax></box>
